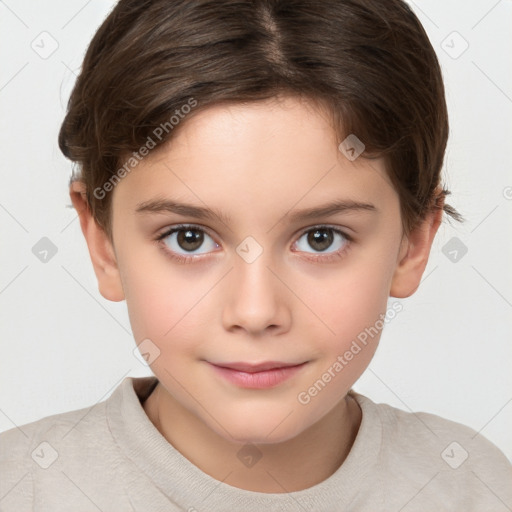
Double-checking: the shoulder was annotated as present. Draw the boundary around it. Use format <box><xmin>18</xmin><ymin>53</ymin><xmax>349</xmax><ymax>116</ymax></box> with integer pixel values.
<box><xmin>351</xmin><ymin>392</ymin><xmax>512</xmax><ymax>510</ymax></box>
<box><xmin>0</xmin><ymin>398</ymin><xmax>109</xmax><ymax>454</ymax></box>
<box><xmin>364</xmin><ymin>395</ymin><xmax>511</xmax><ymax>467</ymax></box>
<box><xmin>0</xmin><ymin>402</ymin><xmax>108</xmax><ymax>510</ymax></box>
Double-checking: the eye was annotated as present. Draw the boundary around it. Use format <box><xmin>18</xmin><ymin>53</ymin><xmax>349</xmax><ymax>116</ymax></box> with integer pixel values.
<box><xmin>293</xmin><ymin>226</ymin><xmax>351</xmax><ymax>258</ymax></box>
<box><xmin>156</xmin><ymin>224</ymin><xmax>219</xmax><ymax>262</ymax></box>
<box><xmin>155</xmin><ymin>223</ymin><xmax>351</xmax><ymax>264</ymax></box>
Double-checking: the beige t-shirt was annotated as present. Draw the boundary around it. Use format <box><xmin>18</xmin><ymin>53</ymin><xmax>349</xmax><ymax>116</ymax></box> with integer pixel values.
<box><xmin>1</xmin><ymin>376</ymin><xmax>511</xmax><ymax>511</ymax></box>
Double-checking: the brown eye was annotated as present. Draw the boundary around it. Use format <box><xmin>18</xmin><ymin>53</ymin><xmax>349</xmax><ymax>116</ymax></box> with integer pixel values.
<box><xmin>176</xmin><ymin>228</ymin><xmax>204</xmax><ymax>251</ymax></box>
<box><xmin>307</xmin><ymin>228</ymin><xmax>334</xmax><ymax>252</ymax></box>
<box><xmin>294</xmin><ymin>226</ymin><xmax>349</xmax><ymax>256</ymax></box>
<box><xmin>158</xmin><ymin>225</ymin><xmax>219</xmax><ymax>256</ymax></box>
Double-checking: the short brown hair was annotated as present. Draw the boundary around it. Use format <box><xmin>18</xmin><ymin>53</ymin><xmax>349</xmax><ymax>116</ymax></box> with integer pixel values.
<box><xmin>59</xmin><ymin>0</ymin><xmax>462</xmax><ymax>242</ymax></box>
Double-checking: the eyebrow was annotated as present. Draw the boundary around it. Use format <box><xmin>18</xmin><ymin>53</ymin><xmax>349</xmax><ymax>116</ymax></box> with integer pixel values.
<box><xmin>135</xmin><ymin>197</ymin><xmax>377</xmax><ymax>224</ymax></box>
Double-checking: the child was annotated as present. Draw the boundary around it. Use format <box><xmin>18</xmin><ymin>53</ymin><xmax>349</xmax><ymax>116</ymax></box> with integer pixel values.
<box><xmin>1</xmin><ymin>0</ymin><xmax>511</xmax><ymax>510</ymax></box>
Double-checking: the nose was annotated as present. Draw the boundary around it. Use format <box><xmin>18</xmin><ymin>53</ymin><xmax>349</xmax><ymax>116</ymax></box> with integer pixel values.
<box><xmin>222</xmin><ymin>250</ymin><xmax>291</xmax><ymax>336</ymax></box>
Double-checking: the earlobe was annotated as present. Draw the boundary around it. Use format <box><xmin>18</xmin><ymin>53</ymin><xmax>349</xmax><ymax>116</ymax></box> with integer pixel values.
<box><xmin>390</xmin><ymin>200</ymin><xmax>444</xmax><ymax>298</ymax></box>
<box><xmin>69</xmin><ymin>181</ymin><xmax>125</xmax><ymax>302</ymax></box>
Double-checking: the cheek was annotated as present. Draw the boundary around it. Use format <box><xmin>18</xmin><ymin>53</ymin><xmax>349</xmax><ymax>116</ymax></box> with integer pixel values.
<box><xmin>314</xmin><ymin>263</ymin><xmax>393</xmax><ymax>339</ymax></box>
<box><xmin>300</xmin><ymin>244</ymin><xmax>398</xmax><ymax>371</ymax></box>
<box><xmin>292</xmin><ymin>259</ymin><xmax>396</xmax><ymax>415</ymax></box>
<box><xmin>120</xmin><ymin>250</ymin><xmax>213</xmax><ymax>352</ymax></box>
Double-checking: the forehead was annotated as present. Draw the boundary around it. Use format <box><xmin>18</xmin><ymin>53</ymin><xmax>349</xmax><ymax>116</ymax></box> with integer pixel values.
<box><xmin>176</xmin><ymin>95</ymin><xmax>337</xmax><ymax>145</ymax></box>
<box><xmin>112</xmin><ymin>96</ymin><xmax>396</xmax><ymax>221</ymax></box>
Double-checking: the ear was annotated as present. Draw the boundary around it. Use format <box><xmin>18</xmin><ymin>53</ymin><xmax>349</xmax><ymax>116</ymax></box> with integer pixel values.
<box><xmin>69</xmin><ymin>180</ymin><xmax>125</xmax><ymax>302</ymax></box>
<box><xmin>390</xmin><ymin>195</ymin><xmax>444</xmax><ymax>298</ymax></box>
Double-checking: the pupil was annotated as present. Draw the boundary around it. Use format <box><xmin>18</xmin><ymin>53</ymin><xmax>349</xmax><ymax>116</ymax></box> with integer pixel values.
<box><xmin>178</xmin><ymin>229</ymin><xmax>203</xmax><ymax>251</ymax></box>
<box><xmin>308</xmin><ymin>229</ymin><xmax>333</xmax><ymax>251</ymax></box>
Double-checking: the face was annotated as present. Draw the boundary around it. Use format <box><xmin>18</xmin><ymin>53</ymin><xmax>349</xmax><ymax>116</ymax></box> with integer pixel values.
<box><xmin>109</xmin><ymin>95</ymin><xmax>405</xmax><ymax>444</ymax></box>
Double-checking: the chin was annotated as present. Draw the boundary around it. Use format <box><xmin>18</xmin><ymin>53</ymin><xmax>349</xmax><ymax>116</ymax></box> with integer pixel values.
<box><xmin>223</xmin><ymin>428</ymin><xmax>302</xmax><ymax>446</ymax></box>
<box><xmin>209</xmin><ymin>408</ymin><xmax>309</xmax><ymax>446</ymax></box>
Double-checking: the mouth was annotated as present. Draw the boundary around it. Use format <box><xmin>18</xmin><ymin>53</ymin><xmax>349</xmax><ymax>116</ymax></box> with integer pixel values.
<box><xmin>207</xmin><ymin>360</ymin><xmax>309</xmax><ymax>389</ymax></box>
<box><xmin>211</xmin><ymin>361</ymin><xmax>306</xmax><ymax>372</ymax></box>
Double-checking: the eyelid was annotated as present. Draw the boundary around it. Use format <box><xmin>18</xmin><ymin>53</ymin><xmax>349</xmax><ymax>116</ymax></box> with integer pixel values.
<box><xmin>156</xmin><ymin>222</ymin><xmax>219</xmax><ymax>243</ymax></box>
<box><xmin>294</xmin><ymin>223</ymin><xmax>353</xmax><ymax>241</ymax></box>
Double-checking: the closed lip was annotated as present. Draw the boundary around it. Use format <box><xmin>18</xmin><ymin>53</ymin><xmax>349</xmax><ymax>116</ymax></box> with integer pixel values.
<box><xmin>208</xmin><ymin>361</ymin><xmax>308</xmax><ymax>373</ymax></box>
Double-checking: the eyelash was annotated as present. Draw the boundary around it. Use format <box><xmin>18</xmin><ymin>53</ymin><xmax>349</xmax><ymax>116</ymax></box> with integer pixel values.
<box><xmin>154</xmin><ymin>223</ymin><xmax>353</xmax><ymax>264</ymax></box>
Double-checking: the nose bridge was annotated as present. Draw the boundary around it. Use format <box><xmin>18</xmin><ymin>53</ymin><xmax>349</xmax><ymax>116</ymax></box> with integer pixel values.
<box><xmin>222</xmin><ymin>238</ymin><xmax>289</xmax><ymax>333</ymax></box>
<box><xmin>235</xmin><ymin>250</ymin><xmax>275</xmax><ymax>297</ymax></box>
<box><xmin>233</xmin><ymin>242</ymin><xmax>280</xmax><ymax>305</ymax></box>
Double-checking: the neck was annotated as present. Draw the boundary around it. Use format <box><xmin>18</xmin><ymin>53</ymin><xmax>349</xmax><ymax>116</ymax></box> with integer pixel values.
<box><xmin>143</xmin><ymin>384</ymin><xmax>361</xmax><ymax>493</ymax></box>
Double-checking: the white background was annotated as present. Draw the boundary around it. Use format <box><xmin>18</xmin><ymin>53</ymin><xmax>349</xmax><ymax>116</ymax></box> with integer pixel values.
<box><xmin>1</xmin><ymin>0</ymin><xmax>511</xmax><ymax>463</ymax></box>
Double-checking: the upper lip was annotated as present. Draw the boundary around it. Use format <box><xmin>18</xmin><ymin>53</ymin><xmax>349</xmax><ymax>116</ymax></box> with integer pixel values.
<box><xmin>209</xmin><ymin>361</ymin><xmax>307</xmax><ymax>373</ymax></box>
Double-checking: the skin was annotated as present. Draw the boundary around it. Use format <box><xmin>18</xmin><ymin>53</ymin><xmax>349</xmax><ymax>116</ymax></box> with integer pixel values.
<box><xmin>70</xmin><ymin>94</ymin><xmax>443</xmax><ymax>493</ymax></box>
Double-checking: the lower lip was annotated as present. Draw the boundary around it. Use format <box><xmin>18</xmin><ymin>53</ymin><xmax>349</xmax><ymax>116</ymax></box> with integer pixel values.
<box><xmin>208</xmin><ymin>362</ymin><xmax>308</xmax><ymax>389</ymax></box>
